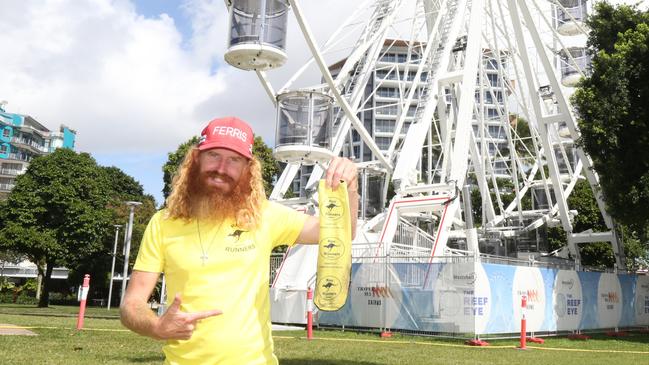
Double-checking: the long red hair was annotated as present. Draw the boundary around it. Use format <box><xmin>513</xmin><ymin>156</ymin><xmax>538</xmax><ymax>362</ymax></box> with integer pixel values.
<box><xmin>165</xmin><ymin>148</ymin><xmax>266</xmax><ymax>229</ymax></box>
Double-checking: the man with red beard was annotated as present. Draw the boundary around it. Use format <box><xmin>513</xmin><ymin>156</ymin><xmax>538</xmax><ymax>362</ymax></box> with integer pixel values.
<box><xmin>120</xmin><ymin>116</ymin><xmax>358</xmax><ymax>365</ymax></box>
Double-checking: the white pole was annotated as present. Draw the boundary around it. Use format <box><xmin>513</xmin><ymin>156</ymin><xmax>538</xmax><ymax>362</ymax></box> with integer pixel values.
<box><xmin>120</xmin><ymin>201</ymin><xmax>142</xmax><ymax>306</ymax></box>
<box><xmin>107</xmin><ymin>224</ymin><xmax>121</xmax><ymax>310</ymax></box>
<box><xmin>122</xmin><ymin>222</ymin><xmax>128</xmax><ymax>256</ymax></box>
<box><xmin>157</xmin><ymin>275</ymin><xmax>167</xmax><ymax>317</ymax></box>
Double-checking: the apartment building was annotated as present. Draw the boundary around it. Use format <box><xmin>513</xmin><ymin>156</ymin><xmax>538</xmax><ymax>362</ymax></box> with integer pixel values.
<box><xmin>0</xmin><ymin>104</ymin><xmax>76</xmax><ymax>199</ymax></box>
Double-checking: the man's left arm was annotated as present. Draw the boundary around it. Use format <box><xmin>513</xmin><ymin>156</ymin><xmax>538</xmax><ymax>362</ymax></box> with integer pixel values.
<box><xmin>296</xmin><ymin>157</ymin><xmax>359</xmax><ymax>244</ymax></box>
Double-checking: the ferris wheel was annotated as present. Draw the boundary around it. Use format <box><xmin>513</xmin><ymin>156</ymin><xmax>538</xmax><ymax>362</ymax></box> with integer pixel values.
<box><xmin>222</xmin><ymin>0</ymin><xmax>624</xmax><ymax>269</ymax></box>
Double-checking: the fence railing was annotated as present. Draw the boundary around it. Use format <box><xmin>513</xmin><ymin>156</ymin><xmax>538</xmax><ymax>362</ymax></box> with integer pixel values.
<box><xmin>268</xmin><ymin>242</ymin><xmax>626</xmax><ymax>287</ymax></box>
<box><xmin>269</xmin><ymin>252</ymin><xmax>286</xmax><ymax>285</ymax></box>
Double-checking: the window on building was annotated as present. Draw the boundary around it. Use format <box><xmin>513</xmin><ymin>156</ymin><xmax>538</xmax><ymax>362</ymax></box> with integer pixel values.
<box><xmin>375</xmin><ymin>119</ymin><xmax>396</xmax><ymax>133</ymax></box>
<box><xmin>488</xmin><ymin>125</ymin><xmax>504</xmax><ymax>138</ymax></box>
<box><xmin>480</xmin><ymin>89</ymin><xmax>504</xmax><ymax>104</ymax></box>
<box><xmin>376</xmin><ymin>69</ymin><xmax>398</xmax><ymax>81</ymax></box>
<box><xmin>494</xmin><ymin>160</ymin><xmax>509</xmax><ymax>175</ymax></box>
<box><xmin>486</xmin><ymin>107</ymin><xmax>500</xmax><ymax>119</ymax></box>
<box><xmin>485</xmin><ymin>58</ymin><xmax>499</xmax><ymax>70</ymax></box>
<box><xmin>377</xmin><ymin>87</ymin><xmax>398</xmax><ymax>98</ymax></box>
<box><xmin>380</xmin><ymin>53</ymin><xmax>397</xmax><ymax>62</ymax></box>
<box><xmin>375</xmin><ymin>102</ymin><xmax>398</xmax><ymax>116</ymax></box>
<box><xmin>375</xmin><ymin>136</ymin><xmax>392</xmax><ymax>150</ymax></box>
<box><xmin>363</xmin><ymin>142</ymin><xmax>372</xmax><ymax>161</ymax></box>
<box><xmin>487</xmin><ymin>73</ymin><xmax>502</xmax><ymax>87</ymax></box>
<box><xmin>488</xmin><ymin>143</ymin><xmax>498</xmax><ymax>155</ymax></box>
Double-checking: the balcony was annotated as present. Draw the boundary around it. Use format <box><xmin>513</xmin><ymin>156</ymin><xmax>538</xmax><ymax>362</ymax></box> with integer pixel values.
<box><xmin>3</xmin><ymin>153</ymin><xmax>32</xmax><ymax>162</ymax></box>
<box><xmin>0</xmin><ymin>262</ymin><xmax>69</xmax><ymax>279</ymax></box>
<box><xmin>0</xmin><ymin>167</ymin><xmax>25</xmax><ymax>176</ymax></box>
<box><xmin>0</xmin><ymin>182</ymin><xmax>16</xmax><ymax>191</ymax></box>
<box><xmin>11</xmin><ymin>137</ymin><xmax>48</xmax><ymax>154</ymax></box>
<box><xmin>378</xmin><ymin>52</ymin><xmax>421</xmax><ymax>65</ymax></box>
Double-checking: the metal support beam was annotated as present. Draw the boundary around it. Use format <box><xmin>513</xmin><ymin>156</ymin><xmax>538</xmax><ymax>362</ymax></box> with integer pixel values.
<box><xmin>289</xmin><ymin>0</ymin><xmax>393</xmax><ymax>170</ymax></box>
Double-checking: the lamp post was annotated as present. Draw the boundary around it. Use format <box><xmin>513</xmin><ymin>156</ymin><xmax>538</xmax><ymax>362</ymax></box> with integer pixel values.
<box><xmin>107</xmin><ymin>224</ymin><xmax>122</xmax><ymax>310</ymax></box>
<box><xmin>120</xmin><ymin>201</ymin><xmax>142</xmax><ymax>306</ymax></box>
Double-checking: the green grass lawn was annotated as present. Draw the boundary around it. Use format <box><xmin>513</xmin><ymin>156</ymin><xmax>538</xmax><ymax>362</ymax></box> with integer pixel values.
<box><xmin>1</xmin><ymin>303</ymin><xmax>648</xmax><ymax>364</ymax></box>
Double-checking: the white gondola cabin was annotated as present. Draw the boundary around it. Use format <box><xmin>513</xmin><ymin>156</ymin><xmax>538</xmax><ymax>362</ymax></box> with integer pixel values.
<box><xmin>274</xmin><ymin>91</ymin><xmax>334</xmax><ymax>164</ymax></box>
<box><xmin>225</xmin><ymin>0</ymin><xmax>289</xmax><ymax>71</ymax></box>
<box><xmin>554</xmin><ymin>0</ymin><xmax>588</xmax><ymax>36</ymax></box>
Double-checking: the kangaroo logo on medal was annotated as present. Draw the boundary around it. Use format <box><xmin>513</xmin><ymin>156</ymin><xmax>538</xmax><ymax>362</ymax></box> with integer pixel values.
<box><xmin>323</xmin><ymin>197</ymin><xmax>343</xmax><ymax>220</ymax></box>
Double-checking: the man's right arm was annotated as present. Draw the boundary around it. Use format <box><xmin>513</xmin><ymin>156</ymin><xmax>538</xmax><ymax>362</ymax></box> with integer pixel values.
<box><xmin>120</xmin><ymin>270</ymin><xmax>163</xmax><ymax>339</ymax></box>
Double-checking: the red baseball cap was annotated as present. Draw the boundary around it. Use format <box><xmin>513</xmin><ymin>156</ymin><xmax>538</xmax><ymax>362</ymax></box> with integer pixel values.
<box><xmin>198</xmin><ymin>116</ymin><xmax>254</xmax><ymax>159</ymax></box>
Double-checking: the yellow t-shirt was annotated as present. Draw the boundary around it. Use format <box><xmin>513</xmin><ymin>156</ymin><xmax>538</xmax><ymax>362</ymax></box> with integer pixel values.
<box><xmin>133</xmin><ymin>201</ymin><xmax>307</xmax><ymax>365</ymax></box>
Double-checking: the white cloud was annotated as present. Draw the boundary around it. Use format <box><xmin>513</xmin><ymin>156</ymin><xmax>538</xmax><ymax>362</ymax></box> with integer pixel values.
<box><xmin>0</xmin><ymin>0</ymin><xmax>352</xmax><ymax>202</ymax></box>
<box><xmin>0</xmin><ymin>0</ymin><xmax>354</xmax><ymax>154</ymax></box>
<box><xmin>1</xmin><ymin>0</ymin><xmax>219</xmax><ymax>154</ymax></box>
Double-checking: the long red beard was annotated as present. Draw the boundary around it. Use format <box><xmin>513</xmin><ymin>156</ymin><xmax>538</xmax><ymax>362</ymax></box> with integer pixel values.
<box><xmin>190</xmin><ymin>170</ymin><xmax>251</xmax><ymax>221</ymax></box>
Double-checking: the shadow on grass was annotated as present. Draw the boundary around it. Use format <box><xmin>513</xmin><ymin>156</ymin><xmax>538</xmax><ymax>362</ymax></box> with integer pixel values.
<box><xmin>281</xmin><ymin>360</ymin><xmax>381</xmax><ymax>365</ymax></box>
<box><xmin>126</xmin><ymin>355</ymin><xmax>166</xmax><ymax>363</ymax></box>
<box><xmin>578</xmin><ymin>332</ymin><xmax>649</xmax><ymax>345</ymax></box>
<box><xmin>0</xmin><ymin>305</ymin><xmax>40</xmax><ymax>309</ymax></box>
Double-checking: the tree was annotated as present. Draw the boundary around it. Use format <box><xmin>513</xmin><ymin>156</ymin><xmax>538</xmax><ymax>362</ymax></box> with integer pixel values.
<box><xmin>545</xmin><ymin>179</ymin><xmax>649</xmax><ymax>269</ymax></box>
<box><xmin>0</xmin><ymin>200</ymin><xmax>23</xmax><ymax>264</ymax></box>
<box><xmin>0</xmin><ymin>149</ymin><xmax>157</xmax><ymax>306</ymax></box>
<box><xmin>162</xmin><ymin>136</ymin><xmax>200</xmax><ymax>200</ymax></box>
<box><xmin>0</xmin><ymin>149</ymin><xmax>112</xmax><ymax>307</ymax></box>
<box><xmin>162</xmin><ymin>136</ymin><xmax>280</xmax><ymax>200</ymax></box>
<box><xmin>101</xmin><ymin>166</ymin><xmax>157</xmax><ymax>261</ymax></box>
<box><xmin>510</xmin><ymin>115</ymin><xmax>534</xmax><ymax>158</ymax></box>
<box><xmin>252</xmin><ymin>136</ymin><xmax>280</xmax><ymax>195</ymax></box>
<box><xmin>68</xmin><ymin>166</ymin><xmax>156</xmax><ymax>305</ymax></box>
<box><xmin>546</xmin><ymin>180</ymin><xmax>614</xmax><ymax>269</ymax></box>
<box><xmin>572</xmin><ymin>3</ymin><xmax>649</xmax><ymax>243</ymax></box>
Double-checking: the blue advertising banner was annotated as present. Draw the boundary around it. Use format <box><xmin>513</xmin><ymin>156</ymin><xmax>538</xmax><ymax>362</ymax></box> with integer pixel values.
<box><xmin>318</xmin><ymin>261</ymin><xmax>646</xmax><ymax>335</ymax></box>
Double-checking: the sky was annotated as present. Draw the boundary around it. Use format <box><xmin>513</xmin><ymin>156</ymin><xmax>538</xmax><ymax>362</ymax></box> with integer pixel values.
<box><xmin>0</xmin><ymin>0</ymin><xmax>644</xmax><ymax>206</ymax></box>
<box><xmin>0</xmin><ymin>0</ymin><xmax>352</xmax><ymax>206</ymax></box>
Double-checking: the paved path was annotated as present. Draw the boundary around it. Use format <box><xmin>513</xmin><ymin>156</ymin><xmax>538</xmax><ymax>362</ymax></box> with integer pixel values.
<box><xmin>0</xmin><ymin>324</ymin><xmax>37</xmax><ymax>336</ymax></box>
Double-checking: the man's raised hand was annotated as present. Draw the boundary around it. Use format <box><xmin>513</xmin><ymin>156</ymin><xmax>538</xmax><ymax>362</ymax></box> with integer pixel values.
<box><xmin>325</xmin><ymin>157</ymin><xmax>358</xmax><ymax>192</ymax></box>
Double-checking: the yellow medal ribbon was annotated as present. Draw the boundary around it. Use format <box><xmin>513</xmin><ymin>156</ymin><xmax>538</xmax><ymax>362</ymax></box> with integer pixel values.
<box><xmin>314</xmin><ymin>179</ymin><xmax>352</xmax><ymax>311</ymax></box>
